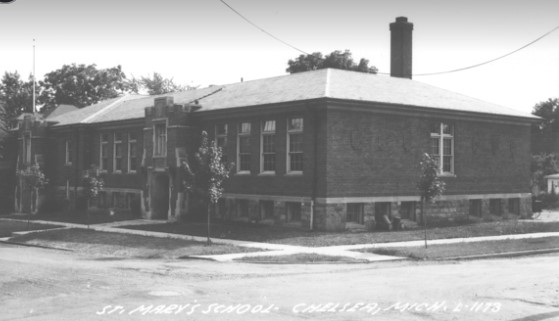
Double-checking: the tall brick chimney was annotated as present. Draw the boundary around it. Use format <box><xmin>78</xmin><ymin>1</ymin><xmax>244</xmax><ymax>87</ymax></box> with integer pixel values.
<box><xmin>390</xmin><ymin>16</ymin><xmax>414</xmax><ymax>79</ymax></box>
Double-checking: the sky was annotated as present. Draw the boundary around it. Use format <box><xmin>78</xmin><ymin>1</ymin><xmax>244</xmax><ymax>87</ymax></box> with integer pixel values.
<box><xmin>0</xmin><ymin>0</ymin><xmax>558</xmax><ymax>114</ymax></box>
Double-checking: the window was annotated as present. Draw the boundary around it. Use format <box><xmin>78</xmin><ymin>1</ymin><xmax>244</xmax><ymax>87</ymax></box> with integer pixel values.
<box><xmin>508</xmin><ymin>198</ymin><xmax>520</xmax><ymax>215</ymax></box>
<box><xmin>347</xmin><ymin>203</ymin><xmax>364</xmax><ymax>224</ymax></box>
<box><xmin>237</xmin><ymin>122</ymin><xmax>251</xmax><ymax>173</ymax></box>
<box><xmin>430</xmin><ymin>122</ymin><xmax>454</xmax><ymax>174</ymax></box>
<box><xmin>215</xmin><ymin>124</ymin><xmax>228</xmax><ymax>163</ymax></box>
<box><xmin>469</xmin><ymin>199</ymin><xmax>482</xmax><ymax>217</ymax></box>
<box><xmin>261</xmin><ymin>120</ymin><xmax>276</xmax><ymax>173</ymax></box>
<box><xmin>100</xmin><ymin>133</ymin><xmax>109</xmax><ymax>171</ymax></box>
<box><xmin>113</xmin><ymin>133</ymin><xmax>123</xmax><ymax>172</ymax></box>
<box><xmin>237</xmin><ymin>200</ymin><xmax>249</xmax><ymax>218</ymax></box>
<box><xmin>286</xmin><ymin>202</ymin><xmax>302</xmax><ymax>222</ymax></box>
<box><xmin>154</xmin><ymin>123</ymin><xmax>167</xmax><ymax>157</ymax></box>
<box><xmin>260</xmin><ymin>200</ymin><xmax>274</xmax><ymax>220</ymax></box>
<box><xmin>489</xmin><ymin>199</ymin><xmax>502</xmax><ymax>216</ymax></box>
<box><xmin>65</xmin><ymin>139</ymin><xmax>73</xmax><ymax>165</ymax></box>
<box><xmin>287</xmin><ymin>117</ymin><xmax>303</xmax><ymax>173</ymax></box>
<box><xmin>23</xmin><ymin>132</ymin><xmax>31</xmax><ymax>164</ymax></box>
<box><xmin>400</xmin><ymin>201</ymin><xmax>416</xmax><ymax>220</ymax></box>
<box><xmin>128</xmin><ymin>133</ymin><xmax>137</xmax><ymax>172</ymax></box>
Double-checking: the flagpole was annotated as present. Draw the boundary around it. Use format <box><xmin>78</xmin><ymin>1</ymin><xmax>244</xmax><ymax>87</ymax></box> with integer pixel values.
<box><xmin>32</xmin><ymin>38</ymin><xmax>36</xmax><ymax>114</ymax></box>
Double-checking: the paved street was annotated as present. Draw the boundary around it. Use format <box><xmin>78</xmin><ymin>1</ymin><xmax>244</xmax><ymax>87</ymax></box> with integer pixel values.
<box><xmin>1</xmin><ymin>242</ymin><xmax>559</xmax><ymax>321</ymax></box>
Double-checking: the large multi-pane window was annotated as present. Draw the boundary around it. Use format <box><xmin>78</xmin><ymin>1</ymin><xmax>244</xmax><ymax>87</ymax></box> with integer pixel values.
<box><xmin>216</xmin><ymin>124</ymin><xmax>228</xmax><ymax>163</ymax></box>
<box><xmin>154</xmin><ymin>123</ymin><xmax>167</xmax><ymax>157</ymax></box>
<box><xmin>23</xmin><ymin>132</ymin><xmax>31</xmax><ymax>164</ymax></box>
<box><xmin>65</xmin><ymin>139</ymin><xmax>73</xmax><ymax>165</ymax></box>
<box><xmin>114</xmin><ymin>133</ymin><xmax>123</xmax><ymax>172</ymax></box>
<box><xmin>237</xmin><ymin>122</ymin><xmax>251</xmax><ymax>173</ymax></box>
<box><xmin>261</xmin><ymin>120</ymin><xmax>276</xmax><ymax>173</ymax></box>
<box><xmin>100</xmin><ymin>133</ymin><xmax>109</xmax><ymax>171</ymax></box>
<box><xmin>430</xmin><ymin>122</ymin><xmax>454</xmax><ymax>174</ymax></box>
<box><xmin>287</xmin><ymin>117</ymin><xmax>303</xmax><ymax>173</ymax></box>
<box><xmin>128</xmin><ymin>133</ymin><xmax>137</xmax><ymax>172</ymax></box>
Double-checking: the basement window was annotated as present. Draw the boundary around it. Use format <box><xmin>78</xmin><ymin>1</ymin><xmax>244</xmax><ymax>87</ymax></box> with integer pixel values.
<box><xmin>347</xmin><ymin>203</ymin><xmax>364</xmax><ymax>224</ymax></box>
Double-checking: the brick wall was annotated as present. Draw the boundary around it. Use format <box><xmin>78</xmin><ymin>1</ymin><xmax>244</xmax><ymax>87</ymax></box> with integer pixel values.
<box><xmin>325</xmin><ymin>105</ymin><xmax>532</xmax><ymax>198</ymax></box>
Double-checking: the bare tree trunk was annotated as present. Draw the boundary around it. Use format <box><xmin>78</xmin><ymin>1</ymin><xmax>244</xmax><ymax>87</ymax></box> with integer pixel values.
<box><xmin>206</xmin><ymin>201</ymin><xmax>212</xmax><ymax>245</ymax></box>
<box><xmin>422</xmin><ymin>198</ymin><xmax>427</xmax><ymax>249</ymax></box>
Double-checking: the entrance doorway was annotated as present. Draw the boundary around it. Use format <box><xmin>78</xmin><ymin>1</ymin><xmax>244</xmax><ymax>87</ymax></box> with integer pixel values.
<box><xmin>152</xmin><ymin>173</ymin><xmax>169</xmax><ymax>219</ymax></box>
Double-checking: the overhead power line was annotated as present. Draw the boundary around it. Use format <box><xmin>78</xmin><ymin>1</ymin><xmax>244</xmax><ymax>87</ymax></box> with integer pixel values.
<box><xmin>413</xmin><ymin>24</ymin><xmax>559</xmax><ymax>76</ymax></box>
<box><xmin>218</xmin><ymin>0</ymin><xmax>311</xmax><ymax>56</ymax></box>
<box><xmin>218</xmin><ymin>0</ymin><xmax>559</xmax><ymax>77</ymax></box>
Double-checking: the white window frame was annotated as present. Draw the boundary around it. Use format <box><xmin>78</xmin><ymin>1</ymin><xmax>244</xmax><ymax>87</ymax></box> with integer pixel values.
<box><xmin>153</xmin><ymin>121</ymin><xmax>167</xmax><ymax>157</ymax></box>
<box><xmin>113</xmin><ymin>133</ymin><xmax>123</xmax><ymax>173</ymax></box>
<box><xmin>237</xmin><ymin>122</ymin><xmax>251</xmax><ymax>174</ymax></box>
<box><xmin>99</xmin><ymin>133</ymin><xmax>109</xmax><ymax>172</ymax></box>
<box><xmin>128</xmin><ymin>133</ymin><xmax>137</xmax><ymax>173</ymax></box>
<box><xmin>430</xmin><ymin>122</ymin><xmax>454</xmax><ymax>175</ymax></box>
<box><xmin>260</xmin><ymin>120</ymin><xmax>276</xmax><ymax>174</ymax></box>
<box><xmin>65</xmin><ymin>139</ymin><xmax>72</xmax><ymax>165</ymax></box>
<box><xmin>215</xmin><ymin>124</ymin><xmax>228</xmax><ymax>148</ymax></box>
<box><xmin>287</xmin><ymin>117</ymin><xmax>304</xmax><ymax>174</ymax></box>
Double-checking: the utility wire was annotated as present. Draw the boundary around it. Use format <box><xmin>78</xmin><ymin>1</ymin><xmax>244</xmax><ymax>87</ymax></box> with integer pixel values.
<box><xmin>218</xmin><ymin>0</ymin><xmax>559</xmax><ymax>77</ymax></box>
<box><xmin>414</xmin><ymin>24</ymin><xmax>559</xmax><ymax>76</ymax></box>
<box><xmin>218</xmin><ymin>0</ymin><xmax>311</xmax><ymax>56</ymax></box>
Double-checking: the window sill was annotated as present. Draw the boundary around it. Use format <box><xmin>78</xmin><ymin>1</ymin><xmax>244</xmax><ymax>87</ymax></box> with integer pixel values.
<box><xmin>235</xmin><ymin>171</ymin><xmax>251</xmax><ymax>176</ymax></box>
<box><xmin>258</xmin><ymin>172</ymin><xmax>276</xmax><ymax>176</ymax></box>
<box><xmin>438</xmin><ymin>173</ymin><xmax>457</xmax><ymax>178</ymax></box>
<box><xmin>64</xmin><ymin>163</ymin><xmax>72</xmax><ymax>167</ymax></box>
<box><xmin>285</xmin><ymin>171</ymin><xmax>303</xmax><ymax>176</ymax></box>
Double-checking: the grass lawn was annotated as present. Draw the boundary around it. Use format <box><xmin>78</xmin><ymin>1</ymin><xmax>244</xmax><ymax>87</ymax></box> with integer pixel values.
<box><xmin>236</xmin><ymin>253</ymin><xmax>369</xmax><ymax>264</ymax></box>
<box><xmin>8</xmin><ymin>228</ymin><xmax>258</xmax><ymax>259</ymax></box>
<box><xmin>121</xmin><ymin>219</ymin><xmax>559</xmax><ymax>247</ymax></box>
<box><xmin>1</xmin><ymin>209</ymin><xmax>139</xmax><ymax>225</ymax></box>
<box><xmin>0</xmin><ymin>219</ymin><xmax>62</xmax><ymax>238</ymax></box>
<box><xmin>363</xmin><ymin>237</ymin><xmax>559</xmax><ymax>260</ymax></box>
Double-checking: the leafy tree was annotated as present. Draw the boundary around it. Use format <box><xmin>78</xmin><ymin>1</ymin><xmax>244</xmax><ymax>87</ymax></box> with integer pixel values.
<box><xmin>0</xmin><ymin>71</ymin><xmax>36</xmax><ymax>118</ymax></box>
<box><xmin>532</xmin><ymin>98</ymin><xmax>559</xmax><ymax>153</ymax></box>
<box><xmin>531</xmin><ymin>153</ymin><xmax>559</xmax><ymax>194</ymax></box>
<box><xmin>0</xmin><ymin>99</ymin><xmax>8</xmax><ymax>158</ymax></box>
<box><xmin>416</xmin><ymin>153</ymin><xmax>446</xmax><ymax>249</ymax></box>
<box><xmin>194</xmin><ymin>131</ymin><xmax>233</xmax><ymax>244</ymax></box>
<box><xmin>83</xmin><ymin>166</ymin><xmax>104</xmax><ymax>228</ymax></box>
<box><xmin>16</xmin><ymin>164</ymin><xmax>49</xmax><ymax>214</ymax></box>
<box><xmin>286</xmin><ymin>50</ymin><xmax>378</xmax><ymax>74</ymax></box>
<box><xmin>38</xmin><ymin>64</ymin><xmax>132</xmax><ymax>112</ymax></box>
<box><xmin>130</xmin><ymin>72</ymin><xmax>192</xmax><ymax>95</ymax></box>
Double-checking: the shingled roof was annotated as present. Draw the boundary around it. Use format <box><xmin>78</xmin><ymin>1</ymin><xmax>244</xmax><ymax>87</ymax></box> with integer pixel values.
<box><xmin>48</xmin><ymin>68</ymin><xmax>536</xmax><ymax>127</ymax></box>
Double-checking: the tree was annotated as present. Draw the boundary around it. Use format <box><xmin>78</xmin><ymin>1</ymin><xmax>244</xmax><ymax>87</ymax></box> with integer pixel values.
<box><xmin>38</xmin><ymin>64</ymin><xmax>132</xmax><ymax>112</ymax></box>
<box><xmin>194</xmin><ymin>131</ymin><xmax>233</xmax><ymax>244</ymax></box>
<box><xmin>532</xmin><ymin>98</ymin><xmax>559</xmax><ymax>153</ymax></box>
<box><xmin>531</xmin><ymin>153</ymin><xmax>559</xmax><ymax>194</ymax></box>
<box><xmin>129</xmin><ymin>72</ymin><xmax>193</xmax><ymax>95</ymax></box>
<box><xmin>83</xmin><ymin>166</ymin><xmax>104</xmax><ymax>228</ymax></box>
<box><xmin>0</xmin><ymin>99</ymin><xmax>8</xmax><ymax>158</ymax></box>
<box><xmin>416</xmin><ymin>153</ymin><xmax>446</xmax><ymax>249</ymax></box>
<box><xmin>286</xmin><ymin>50</ymin><xmax>378</xmax><ymax>74</ymax></box>
<box><xmin>0</xmin><ymin>71</ymin><xmax>35</xmax><ymax>118</ymax></box>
